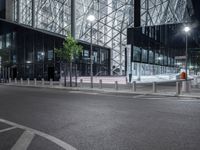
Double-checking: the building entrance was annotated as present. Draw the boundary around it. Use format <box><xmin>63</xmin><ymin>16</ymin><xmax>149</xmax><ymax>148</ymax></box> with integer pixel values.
<box><xmin>48</xmin><ymin>67</ymin><xmax>54</xmax><ymax>80</ymax></box>
<box><xmin>12</xmin><ymin>67</ymin><xmax>17</xmax><ymax>79</ymax></box>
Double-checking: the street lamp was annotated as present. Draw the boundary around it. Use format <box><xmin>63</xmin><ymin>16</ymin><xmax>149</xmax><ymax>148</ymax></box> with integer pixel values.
<box><xmin>41</xmin><ymin>52</ymin><xmax>45</xmax><ymax>79</ymax></box>
<box><xmin>183</xmin><ymin>26</ymin><xmax>190</xmax><ymax>80</ymax></box>
<box><xmin>87</xmin><ymin>15</ymin><xmax>96</xmax><ymax>88</ymax></box>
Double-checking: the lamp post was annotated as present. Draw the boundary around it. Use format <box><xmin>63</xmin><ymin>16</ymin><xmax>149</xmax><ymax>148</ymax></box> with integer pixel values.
<box><xmin>41</xmin><ymin>52</ymin><xmax>45</xmax><ymax>79</ymax></box>
<box><xmin>184</xmin><ymin>26</ymin><xmax>190</xmax><ymax>80</ymax></box>
<box><xmin>87</xmin><ymin>15</ymin><xmax>96</xmax><ymax>88</ymax></box>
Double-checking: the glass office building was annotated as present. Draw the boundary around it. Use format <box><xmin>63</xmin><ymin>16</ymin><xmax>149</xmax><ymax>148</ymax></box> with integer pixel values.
<box><xmin>0</xmin><ymin>19</ymin><xmax>110</xmax><ymax>80</ymax></box>
<box><xmin>0</xmin><ymin>0</ymin><xmax>193</xmax><ymax>75</ymax></box>
<box><xmin>0</xmin><ymin>0</ymin><xmax>195</xmax><ymax>77</ymax></box>
<box><xmin>127</xmin><ymin>23</ymin><xmax>200</xmax><ymax>77</ymax></box>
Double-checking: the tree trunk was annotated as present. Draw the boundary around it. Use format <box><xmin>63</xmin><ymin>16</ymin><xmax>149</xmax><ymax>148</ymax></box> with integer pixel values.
<box><xmin>64</xmin><ymin>62</ymin><xmax>67</xmax><ymax>87</ymax></box>
<box><xmin>69</xmin><ymin>62</ymin><xmax>72</xmax><ymax>87</ymax></box>
<box><xmin>75</xmin><ymin>64</ymin><xmax>77</xmax><ymax>87</ymax></box>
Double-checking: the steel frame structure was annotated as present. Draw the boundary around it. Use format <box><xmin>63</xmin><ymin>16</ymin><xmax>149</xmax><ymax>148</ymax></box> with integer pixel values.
<box><xmin>12</xmin><ymin>0</ymin><xmax>193</xmax><ymax>75</ymax></box>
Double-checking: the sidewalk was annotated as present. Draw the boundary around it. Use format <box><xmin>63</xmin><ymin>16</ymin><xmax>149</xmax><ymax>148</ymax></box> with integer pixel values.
<box><xmin>2</xmin><ymin>80</ymin><xmax>200</xmax><ymax>99</ymax></box>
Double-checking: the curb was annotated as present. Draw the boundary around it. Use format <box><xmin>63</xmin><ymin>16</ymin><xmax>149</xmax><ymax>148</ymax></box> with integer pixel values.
<box><xmin>1</xmin><ymin>83</ymin><xmax>200</xmax><ymax>99</ymax></box>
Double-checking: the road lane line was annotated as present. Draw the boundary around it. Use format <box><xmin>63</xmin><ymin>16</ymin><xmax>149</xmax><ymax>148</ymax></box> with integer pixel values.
<box><xmin>69</xmin><ymin>90</ymin><xmax>148</xmax><ymax>99</ymax></box>
<box><xmin>11</xmin><ymin>131</ymin><xmax>34</xmax><ymax>150</ymax></box>
<box><xmin>69</xmin><ymin>91</ymin><xmax>98</xmax><ymax>95</ymax></box>
<box><xmin>0</xmin><ymin>119</ymin><xmax>77</xmax><ymax>150</ymax></box>
<box><xmin>178</xmin><ymin>100</ymin><xmax>200</xmax><ymax>102</ymax></box>
<box><xmin>0</xmin><ymin>126</ymin><xmax>16</xmax><ymax>133</ymax></box>
<box><xmin>132</xmin><ymin>95</ymin><xmax>146</xmax><ymax>98</ymax></box>
<box><xmin>143</xmin><ymin>97</ymin><xmax>169</xmax><ymax>100</ymax></box>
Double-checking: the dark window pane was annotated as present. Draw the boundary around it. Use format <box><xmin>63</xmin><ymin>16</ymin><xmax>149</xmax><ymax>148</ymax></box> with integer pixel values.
<box><xmin>142</xmin><ymin>49</ymin><xmax>148</xmax><ymax>63</ymax></box>
<box><xmin>149</xmin><ymin>50</ymin><xmax>154</xmax><ymax>64</ymax></box>
<box><xmin>133</xmin><ymin>46</ymin><xmax>141</xmax><ymax>62</ymax></box>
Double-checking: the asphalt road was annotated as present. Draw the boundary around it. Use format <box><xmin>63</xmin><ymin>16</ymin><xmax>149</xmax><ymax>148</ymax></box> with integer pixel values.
<box><xmin>0</xmin><ymin>85</ymin><xmax>200</xmax><ymax>150</ymax></box>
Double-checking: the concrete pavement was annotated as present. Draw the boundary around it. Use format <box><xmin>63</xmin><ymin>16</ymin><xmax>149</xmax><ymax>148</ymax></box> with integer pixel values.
<box><xmin>0</xmin><ymin>85</ymin><xmax>200</xmax><ymax>150</ymax></box>
<box><xmin>3</xmin><ymin>79</ymin><xmax>200</xmax><ymax>98</ymax></box>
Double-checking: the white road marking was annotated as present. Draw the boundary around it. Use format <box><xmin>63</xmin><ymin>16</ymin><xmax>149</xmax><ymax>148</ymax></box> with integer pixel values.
<box><xmin>11</xmin><ymin>131</ymin><xmax>34</xmax><ymax>150</ymax></box>
<box><xmin>69</xmin><ymin>91</ymin><xmax>98</xmax><ymax>95</ymax></box>
<box><xmin>178</xmin><ymin>99</ymin><xmax>200</xmax><ymax>102</ymax></box>
<box><xmin>132</xmin><ymin>95</ymin><xmax>146</xmax><ymax>98</ymax></box>
<box><xmin>68</xmin><ymin>90</ymin><xmax>149</xmax><ymax>100</ymax></box>
<box><xmin>143</xmin><ymin>97</ymin><xmax>169</xmax><ymax>100</ymax></box>
<box><xmin>144</xmin><ymin>97</ymin><xmax>200</xmax><ymax>102</ymax></box>
<box><xmin>0</xmin><ymin>126</ymin><xmax>16</xmax><ymax>133</ymax></box>
<box><xmin>0</xmin><ymin>119</ymin><xmax>77</xmax><ymax>150</ymax></box>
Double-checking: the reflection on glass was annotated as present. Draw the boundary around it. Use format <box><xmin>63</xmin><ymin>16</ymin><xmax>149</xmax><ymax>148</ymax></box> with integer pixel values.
<box><xmin>155</xmin><ymin>53</ymin><xmax>159</xmax><ymax>64</ymax></box>
<box><xmin>25</xmin><ymin>64</ymin><xmax>33</xmax><ymax>78</ymax></box>
<box><xmin>0</xmin><ymin>36</ymin><xmax>2</xmax><ymax>49</ymax></box>
<box><xmin>168</xmin><ymin>58</ymin><xmax>171</xmax><ymax>66</ymax></box>
<box><xmin>84</xmin><ymin>50</ymin><xmax>89</xmax><ymax>57</ymax></box>
<box><xmin>101</xmin><ymin>51</ymin><xmax>105</xmax><ymax>63</ymax></box>
<box><xmin>149</xmin><ymin>51</ymin><xmax>154</xmax><ymax>64</ymax></box>
<box><xmin>27</xmin><ymin>52</ymin><xmax>33</xmax><ymax>62</ymax></box>
<box><xmin>37</xmin><ymin>51</ymin><xmax>45</xmax><ymax>61</ymax></box>
<box><xmin>164</xmin><ymin>56</ymin><xmax>168</xmax><ymax>65</ymax></box>
<box><xmin>6</xmin><ymin>33</ymin><xmax>11</xmax><ymax>48</ymax></box>
<box><xmin>159</xmin><ymin>55</ymin><xmax>163</xmax><ymax>65</ymax></box>
<box><xmin>93</xmin><ymin>51</ymin><xmax>98</xmax><ymax>63</ymax></box>
<box><xmin>48</xmin><ymin>50</ymin><xmax>53</xmax><ymax>60</ymax></box>
<box><xmin>171</xmin><ymin>58</ymin><xmax>175</xmax><ymax>66</ymax></box>
<box><xmin>133</xmin><ymin>46</ymin><xmax>141</xmax><ymax>62</ymax></box>
<box><xmin>13</xmin><ymin>55</ymin><xmax>16</xmax><ymax>63</ymax></box>
<box><xmin>142</xmin><ymin>49</ymin><xmax>148</xmax><ymax>63</ymax></box>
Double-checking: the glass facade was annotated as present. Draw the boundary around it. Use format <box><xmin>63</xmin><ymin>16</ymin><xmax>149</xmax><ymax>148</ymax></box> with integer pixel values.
<box><xmin>127</xmin><ymin>23</ymin><xmax>200</xmax><ymax>76</ymax></box>
<box><xmin>0</xmin><ymin>19</ymin><xmax>110</xmax><ymax>80</ymax></box>
<box><xmin>0</xmin><ymin>0</ymin><xmax>5</xmax><ymax>19</ymax></box>
<box><xmin>0</xmin><ymin>0</ymin><xmax>194</xmax><ymax>75</ymax></box>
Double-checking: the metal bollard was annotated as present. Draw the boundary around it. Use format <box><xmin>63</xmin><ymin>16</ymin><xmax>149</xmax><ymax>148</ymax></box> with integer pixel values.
<box><xmin>50</xmin><ymin>79</ymin><xmax>53</xmax><ymax>87</ymax></box>
<box><xmin>80</xmin><ymin>79</ymin><xmax>83</xmax><ymax>88</ymax></box>
<box><xmin>99</xmin><ymin>79</ymin><xmax>103</xmax><ymax>89</ymax></box>
<box><xmin>42</xmin><ymin>78</ymin><xmax>45</xmax><ymax>86</ymax></box>
<box><xmin>132</xmin><ymin>81</ymin><xmax>136</xmax><ymax>92</ymax></box>
<box><xmin>115</xmin><ymin>81</ymin><xmax>118</xmax><ymax>90</ymax></box>
<box><xmin>15</xmin><ymin>78</ymin><xmax>17</xmax><ymax>84</ymax></box>
<box><xmin>34</xmin><ymin>78</ymin><xmax>37</xmax><ymax>86</ymax></box>
<box><xmin>9</xmin><ymin>78</ymin><xmax>11</xmax><ymax>83</ymax></box>
<box><xmin>27</xmin><ymin>78</ymin><xmax>30</xmax><ymax>85</ymax></box>
<box><xmin>194</xmin><ymin>77</ymin><xmax>198</xmax><ymax>88</ymax></box>
<box><xmin>176</xmin><ymin>81</ymin><xmax>181</xmax><ymax>95</ymax></box>
<box><xmin>153</xmin><ymin>82</ymin><xmax>157</xmax><ymax>93</ymax></box>
<box><xmin>20</xmin><ymin>78</ymin><xmax>23</xmax><ymax>84</ymax></box>
<box><xmin>126</xmin><ymin>77</ymin><xmax>128</xmax><ymax>85</ymax></box>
